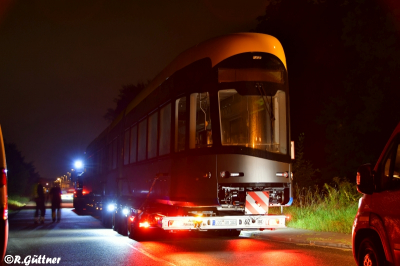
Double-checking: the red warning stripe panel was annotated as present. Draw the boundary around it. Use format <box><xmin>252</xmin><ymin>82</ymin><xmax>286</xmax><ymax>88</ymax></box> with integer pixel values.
<box><xmin>245</xmin><ymin>191</ymin><xmax>269</xmax><ymax>215</ymax></box>
<box><xmin>250</xmin><ymin>192</ymin><xmax>269</xmax><ymax>213</ymax></box>
<box><xmin>245</xmin><ymin>200</ymin><xmax>259</xmax><ymax>214</ymax></box>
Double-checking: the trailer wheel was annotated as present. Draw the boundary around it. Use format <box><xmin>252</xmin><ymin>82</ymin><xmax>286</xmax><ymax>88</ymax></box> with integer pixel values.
<box><xmin>118</xmin><ymin>217</ymin><xmax>127</xmax><ymax>236</ymax></box>
<box><xmin>229</xmin><ymin>229</ymin><xmax>241</xmax><ymax>237</ymax></box>
<box><xmin>101</xmin><ymin>211</ymin><xmax>112</xmax><ymax>228</ymax></box>
<box><xmin>358</xmin><ymin>236</ymin><xmax>385</xmax><ymax>266</ymax></box>
<box><xmin>74</xmin><ymin>203</ymin><xmax>82</xmax><ymax>213</ymax></box>
<box><xmin>112</xmin><ymin>213</ymin><xmax>118</xmax><ymax>231</ymax></box>
<box><xmin>128</xmin><ymin>221</ymin><xmax>144</xmax><ymax>241</ymax></box>
<box><xmin>219</xmin><ymin>229</ymin><xmax>241</xmax><ymax>237</ymax></box>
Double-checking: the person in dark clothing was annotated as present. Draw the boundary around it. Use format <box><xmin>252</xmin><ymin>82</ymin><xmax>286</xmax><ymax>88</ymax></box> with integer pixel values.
<box><xmin>50</xmin><ymin>184</ymin><xmax>61</xmax><ymax>222</ymax></box>
<box><xmin>34</xmin><ymin>182</ymin><xmax>45</xmax><ymax>224</ymax></box>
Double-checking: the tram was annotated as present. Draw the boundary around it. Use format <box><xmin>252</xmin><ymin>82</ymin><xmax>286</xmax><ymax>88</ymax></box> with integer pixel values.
<box><xmin>84</xmin><ymin>33</ymin><xmax>292</xmax><ymax>235</ymax></box>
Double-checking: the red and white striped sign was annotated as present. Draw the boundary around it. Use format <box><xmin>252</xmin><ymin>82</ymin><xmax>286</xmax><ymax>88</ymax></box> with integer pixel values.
<box><xmin>245</xmin><ymin>191</ymin><xmax>269</xmax><ymax>215</ymax></box>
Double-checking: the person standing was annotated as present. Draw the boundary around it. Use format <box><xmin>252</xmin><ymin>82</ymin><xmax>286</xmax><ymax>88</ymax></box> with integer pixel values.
<box><xmin>34</xmin><ymin>182</ymin><xmax>45</xmax><ymax>224</ymax></box>
<box><xmin>50</xmin><ymin>184</ymin><xmax>61</xmax><ymax>222</ymax></box>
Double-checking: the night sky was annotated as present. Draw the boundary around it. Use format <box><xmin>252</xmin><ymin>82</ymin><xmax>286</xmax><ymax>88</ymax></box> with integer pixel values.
<box><xmin>0</xmin><ymin>0</ymin><xmax>270</xmax><ymax>179</ymax></box>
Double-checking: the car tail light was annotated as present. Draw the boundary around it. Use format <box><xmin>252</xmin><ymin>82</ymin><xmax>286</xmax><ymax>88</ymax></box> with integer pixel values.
<box><xmin>1</xmin><ymin>169</ymin><xmax>6</xmax><ymax>186</ymax></box>
<box><xmin>3</xmin><ymin>206</ymin><xmax>8</xmax><ymax>220</ymax></box>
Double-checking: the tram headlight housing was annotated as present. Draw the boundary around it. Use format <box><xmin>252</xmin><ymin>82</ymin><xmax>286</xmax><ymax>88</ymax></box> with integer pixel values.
<box><xmin>220</xmin><ymin>171</ymin><xmax>244</xmax><ymax>178</ymax></box>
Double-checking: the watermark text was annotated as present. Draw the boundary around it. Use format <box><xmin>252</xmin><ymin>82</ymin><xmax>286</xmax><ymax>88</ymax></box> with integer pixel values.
<box><xmin>4</xmin><ymin>255</ymin><xmax>61</xmax><ymax>265</ymax></box>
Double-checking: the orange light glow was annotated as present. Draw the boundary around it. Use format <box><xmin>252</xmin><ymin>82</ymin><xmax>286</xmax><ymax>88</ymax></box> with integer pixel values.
<box><xmin>139</xmin><ymin>221</ymin><xmax>150</xmax><ymax>228</ymax></box>
<box><xmin>194</xmin><ymin>216</ymin><xmax>203</xmax><ymax>222</ymax></box>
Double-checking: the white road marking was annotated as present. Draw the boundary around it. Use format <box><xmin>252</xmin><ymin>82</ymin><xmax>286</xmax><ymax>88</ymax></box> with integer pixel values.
<box><xmin>126</xmin><ymin>243</ymin><xmax>177</xmax><ymax>266</ymax></box>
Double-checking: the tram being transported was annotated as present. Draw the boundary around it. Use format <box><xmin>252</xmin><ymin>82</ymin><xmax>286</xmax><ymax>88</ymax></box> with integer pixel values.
<box><xmin>85</xmin><ymin>33</ymin><xmax>292</xmax><ymax>236</ymax></box>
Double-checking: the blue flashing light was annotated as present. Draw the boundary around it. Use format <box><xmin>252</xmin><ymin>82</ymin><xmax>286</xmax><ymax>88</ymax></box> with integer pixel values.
<box><xmin>286</xmin><ymin>197</ymin><xmax>293</xmax><ymax>206</ymax></box>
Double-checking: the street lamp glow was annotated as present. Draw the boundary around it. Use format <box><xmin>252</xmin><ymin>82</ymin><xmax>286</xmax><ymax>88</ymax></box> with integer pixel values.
<box><xmin>74</xmin><ymin>160</ymin><xmax>83</xmax><ymax>169</ymax></box>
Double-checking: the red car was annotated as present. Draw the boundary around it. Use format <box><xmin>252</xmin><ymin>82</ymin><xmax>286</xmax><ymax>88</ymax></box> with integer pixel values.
<box><xmin>353</xmin><ymin>122</ymin><xmax>400</xmax><ymax>266</ymax></box>
<box><xmin>0</xmin><ymin>125</ymin><xmax>8</xmax><ymax>260</ymax></box>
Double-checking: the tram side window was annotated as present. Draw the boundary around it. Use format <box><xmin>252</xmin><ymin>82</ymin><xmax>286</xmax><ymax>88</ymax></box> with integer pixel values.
<box><xmin>108</xmin><ymin>144</ymin><xmax>112</xmax><ymax>170</ymax></box>
<box><xmin>108</xmin><ymin>138</ymin><xmax>117</xmax><ymax>170</ymax></box>
<box><xmin>159</xmin><ymin>103</ymin><xmax>171</xmax><ymax>156</ymax></box>
<box><xmin>148</xmin><ymin>112</ymin><xmax>158</xmax><ymax>159</ymax></box>
<box><xmin>100</xmin><ymin>148</ymin><xmax>105</xmax><ymax>174</ymax></box>
<box><xmin>175</xmin><ymin>97</ymin><xmax>186</xmax><ymax>152</ymax></box>
<box><xmin>124</xmin><ymin>129</ymin><xmax>130</xmax><ymax>165</ymax></box>
<box><xmin>112</xmin><ymin>138</ymin><xmax>117</xmax><ymax>169</ymax></box>
<box><xmin>130</xmin><ymin>125</ymin><xmax>137</xmax><ymax>163</ymax></box>
<box><xmin>138</xmin><ymin>119</ymin><xmax>147</xmax><ymax>161</ymax></box>
<box><xmin>190</xmin><ymin>92</ymin><xmax>212</xmax><ymax>149</ymax></box>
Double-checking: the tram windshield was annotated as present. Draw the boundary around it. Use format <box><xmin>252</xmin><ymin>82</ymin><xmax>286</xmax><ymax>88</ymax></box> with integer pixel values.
<box><xmin>218</xmin><ymin>88</ymin><xmax>287</xmax><ymax>154</ymax></box>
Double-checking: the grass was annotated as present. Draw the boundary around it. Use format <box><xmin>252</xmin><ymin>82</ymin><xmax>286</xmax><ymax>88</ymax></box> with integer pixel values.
<box><xmin>8</xmin><ymin>195</ymin><xmax>30</xmax><ymax>210</ymax></box>
<box><xmin>270</xmin><ymin>177</ymin><xmax>361</xmax><ymax>234</ymax></box>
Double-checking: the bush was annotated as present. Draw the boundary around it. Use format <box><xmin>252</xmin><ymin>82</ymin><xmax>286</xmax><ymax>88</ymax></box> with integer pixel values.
<box><xmin>277</xmin><ymin>178</ymin><xmax>362</xmax><ymax>234</ymax></box>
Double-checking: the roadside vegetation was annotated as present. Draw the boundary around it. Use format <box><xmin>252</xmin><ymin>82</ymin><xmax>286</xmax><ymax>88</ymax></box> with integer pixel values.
<box><xmin>271</xmin><ymin>178</ymin><xmax>361</xmax><ymax>234</ymax></box>
<box><xmin>8</xmin><ymin>195</ymin><xmax>29</xmax><ymax>210</ymax></box>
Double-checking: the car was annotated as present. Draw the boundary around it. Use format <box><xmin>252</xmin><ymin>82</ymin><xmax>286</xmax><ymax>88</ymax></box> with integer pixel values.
<box><xmin>61</xmin><ymin>188</ymin><xmax>74</xmax><ymax>202</ymax></box>
<box><xmin>0</xmin><ymin>125</ymin><xmax>8</xmax><ymax>260</ymax></box>
<box><xmin>353</xmin><ymin>121</ymin><xmax>400</xmax><ymax>266</ymax></box>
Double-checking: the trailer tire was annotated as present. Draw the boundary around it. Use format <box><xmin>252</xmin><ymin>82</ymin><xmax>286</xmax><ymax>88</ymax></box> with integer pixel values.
<box><xmin>74</xmin><ymin>203</ymin><xmax>82</xmax><ymax>213</ymax></box>
<box><xmin>101</xmin><ymin>211</ymin><xmax>112</xmax><ymax>228</ymax></box>
<box><xmin>112</xmin><ymin>213</ymin><xmax>118</xmax><ymax>231</ymax></box>
<box><xmin>128</xmin><ymin>221</ymin><xmax>144</xmax><ymax>241</ymax></box>
<box><xmin>219</xmin><ymin>229</ymin><xmax>241</xmax><ymax>237</ymax></box>
<box><xmin>118</xmin><ymin>217</ymin><xmax>127</xmax><ymax>236</ymax></box>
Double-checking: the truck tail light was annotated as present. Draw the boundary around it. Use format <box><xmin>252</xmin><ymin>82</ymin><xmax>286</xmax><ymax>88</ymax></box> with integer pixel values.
<box><xmin>139</xmin><ymin>221</ymin><xmax>150</xmax><ymax>228</ymax></box>
<box><xmin>268</xmin><ymin>219</ymin><xmax>280</xmax><ymax>225</ymax></box>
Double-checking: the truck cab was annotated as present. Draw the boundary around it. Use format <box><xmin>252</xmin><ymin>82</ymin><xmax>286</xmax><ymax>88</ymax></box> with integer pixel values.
<box><xmin>353</xmin><ymin>122</ymin><xmax>400</xmax><ymax>266</ymax></box>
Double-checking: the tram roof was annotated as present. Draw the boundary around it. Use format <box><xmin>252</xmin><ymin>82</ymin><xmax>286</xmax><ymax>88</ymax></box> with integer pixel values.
<box><xmin>91</xmin><ymin>33</ymin><xmax>286</xmax><ymax>147</ymax></box>
<box><xmin>125</xmin><ymin>32</ymin><xmax>286</xmax><ymax>116</ymax></box>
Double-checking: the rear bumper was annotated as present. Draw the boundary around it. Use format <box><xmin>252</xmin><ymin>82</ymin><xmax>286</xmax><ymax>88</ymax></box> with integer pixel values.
<box><xmin>159</xmin><ymin>215</ymin><xmax>286</xmax><ymax>231</ymax></box>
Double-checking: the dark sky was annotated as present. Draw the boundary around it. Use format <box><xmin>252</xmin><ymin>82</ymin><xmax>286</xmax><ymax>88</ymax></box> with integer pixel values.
<box><xmin>0</xmin><ymin>0</ymin><xmax>269</xmax><ymax>179</ymax></box>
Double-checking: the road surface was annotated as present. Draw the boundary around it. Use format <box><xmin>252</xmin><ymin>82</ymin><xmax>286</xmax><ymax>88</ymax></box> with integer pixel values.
<box><xmin>4</xmin><ymin>208</ymin><xmax>355</xmax><ymax>266</ymax></box>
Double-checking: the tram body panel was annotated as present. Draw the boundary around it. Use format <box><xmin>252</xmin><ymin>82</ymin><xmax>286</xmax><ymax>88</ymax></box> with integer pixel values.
<box><xmin>217</xmin><ymin>154</ymin><xmax>290</xmax><ymax>184</ymax></box>
<box><xmin>169</xmin><ymin>154</ymin><xmax>218</xmax><ymax>206</ymax></box>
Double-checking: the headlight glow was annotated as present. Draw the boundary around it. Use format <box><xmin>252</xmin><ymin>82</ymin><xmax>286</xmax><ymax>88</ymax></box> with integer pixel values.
<box><xmin>122</xmin><ymin>208</ymin><xmax>129</xmax><ymax>216</ymax></box>
<box><xmin>107</xmin><ymin>204</ymin><xmax>115</xmax><ymax>212</ymax></box>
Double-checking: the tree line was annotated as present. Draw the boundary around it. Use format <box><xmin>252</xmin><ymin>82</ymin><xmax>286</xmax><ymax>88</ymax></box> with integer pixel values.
<box><xmin>255</xmin><ymin>0</ymin><xmax>400</xmax><ymax>187</ymax></box>
<box><xmin>5</xmin><ymin>142</ymin><xmax>40</xmax><ymax>197</ymax></box>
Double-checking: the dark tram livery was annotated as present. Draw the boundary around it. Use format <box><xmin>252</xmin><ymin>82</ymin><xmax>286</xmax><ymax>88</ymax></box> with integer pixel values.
<box><xmin>84</xmin><ymin>33</ymin><xmax>292</xmax><ymax>237</ymax></box>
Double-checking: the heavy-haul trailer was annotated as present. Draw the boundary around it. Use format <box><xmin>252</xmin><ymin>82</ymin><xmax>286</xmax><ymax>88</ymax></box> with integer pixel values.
<box><xmin>83</xmin><ymin>33</ymin><xmax>293</xmax><ymax>239</ymax></box>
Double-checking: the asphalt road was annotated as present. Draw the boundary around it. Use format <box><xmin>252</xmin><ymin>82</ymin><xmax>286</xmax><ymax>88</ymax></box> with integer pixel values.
<box><xmin>4</xmin><ymin>208</ymin><xmax>356</xmax><ymax>266</ymax></box>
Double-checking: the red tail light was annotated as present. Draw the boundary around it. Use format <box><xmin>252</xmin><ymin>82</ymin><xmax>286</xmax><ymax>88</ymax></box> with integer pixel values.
<box><xmin>1</xmin><ymin>169</ymin><xmax>6</xmax><ymax>186</ymax></box>
<box><xmin>3</xmin><ymin>206</ymin><xmax>7</xmax><ymax>220</ymax></box>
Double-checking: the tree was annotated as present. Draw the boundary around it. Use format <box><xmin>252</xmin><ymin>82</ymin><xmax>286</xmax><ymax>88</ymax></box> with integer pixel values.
<box><xmin>5</xmin><ymin>142</ymin><xmax>40</xmax><ymax>197</ymax></box>
<box><xmin>317</xmin><ymin>0</ymin><xmax>400</xmax><ymax>178</ymax></box>
<box><xmin>256</xmin><ymin>0</ymin><xmax>400</xmax><ymax>181</ymax></box>
<box><xmin>292</xmin><ymin>133</ymin><xmax>318</xmax><ymax>188</ymax></box>
<box><xmin>104</xmin><ymin>82</ymin><xmax>148</xmax><ymax>122</ymax></box>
